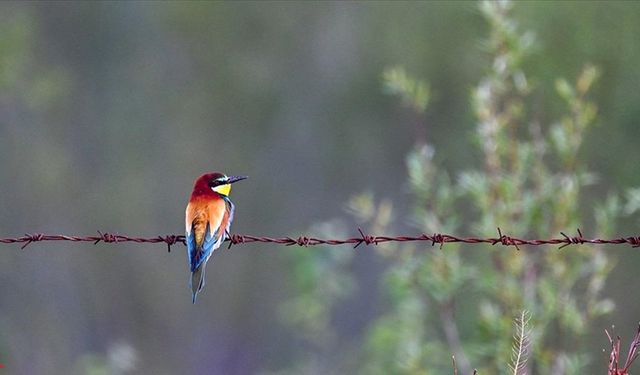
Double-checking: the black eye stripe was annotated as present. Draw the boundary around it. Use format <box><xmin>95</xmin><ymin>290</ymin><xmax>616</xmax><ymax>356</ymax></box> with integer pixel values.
<box><xmin>210</xmin><ymin>176</ymin><xmax>228</xmax><ymax>187</ymax></box>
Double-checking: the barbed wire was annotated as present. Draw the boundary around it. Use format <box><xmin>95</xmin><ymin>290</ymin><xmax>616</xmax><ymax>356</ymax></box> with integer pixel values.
<box><xmin>1</xmin><ymin>228</ymin><xmax>640</xmax><ymax>252</ymax></box>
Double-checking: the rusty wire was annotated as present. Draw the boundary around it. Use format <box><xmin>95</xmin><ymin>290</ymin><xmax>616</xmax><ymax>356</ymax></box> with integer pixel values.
<box><xmin>1</xmin><ymin>228</ymin><xmax>640</xmax><ymax>252</ymax></box>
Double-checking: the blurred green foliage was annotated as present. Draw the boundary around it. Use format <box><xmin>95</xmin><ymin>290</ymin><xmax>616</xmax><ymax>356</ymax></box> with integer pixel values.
<box><xmin>284</xmin><ymin>1</ymin><xmax>620</xmax><ymax>373</ymax></box>
<box><xmin>383</xmin><ymin>67</ymin><xmax>431</xmax><ymax>113</ymax></box>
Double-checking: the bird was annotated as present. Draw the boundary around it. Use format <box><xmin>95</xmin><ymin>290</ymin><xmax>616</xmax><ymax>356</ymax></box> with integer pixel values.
<box><xmin>185</xmin><ymin>172</ymin><xmax>247</xmax><ymax>303</ymax></box>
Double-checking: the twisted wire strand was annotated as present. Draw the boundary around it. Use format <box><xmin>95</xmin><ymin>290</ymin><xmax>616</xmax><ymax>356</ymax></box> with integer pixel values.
<box><xmin>1</xmin><ymin>228</ymin><xmax>639</xmax><ymax>252</ymax></box>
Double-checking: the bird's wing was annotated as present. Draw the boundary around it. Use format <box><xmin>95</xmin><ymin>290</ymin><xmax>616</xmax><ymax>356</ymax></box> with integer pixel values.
<box><xmin>185</xmin><ymin>199</ymin><xmax>226</xmax><ymax>272</ymax></box>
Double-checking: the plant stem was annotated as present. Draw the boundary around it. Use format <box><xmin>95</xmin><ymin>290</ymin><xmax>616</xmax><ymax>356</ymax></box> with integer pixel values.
<box><xmin>439</xmin><ymin>301</ymin><xmax>472</xmax><ymax>375</ymax></box>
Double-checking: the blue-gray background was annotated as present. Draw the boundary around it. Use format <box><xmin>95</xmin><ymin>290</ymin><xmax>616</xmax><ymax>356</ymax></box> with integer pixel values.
<box><xmin>1</xmin><ymin>2</ymin><xmax>640</xmax><ymax>374</ymax></box>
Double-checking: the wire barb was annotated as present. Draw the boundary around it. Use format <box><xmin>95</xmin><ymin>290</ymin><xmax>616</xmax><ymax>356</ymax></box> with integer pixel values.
<box><xmin>495</xmin><ymin>227</ymin><xmax>520</xmax><ymax>251</ymax></box>
<box><xmin>162</xmin><ymin>235</ymin><xmax>181</xmax><ymax>253</ymax></box>
<box><xmin>354</xmin><ymin>227</ymin><xmax>376</xmax><ymax>248</ymax></box>
<box><xmin>21</xmin><ymin>233</ymin><xmax>44</xmax><ymax>249</ymax></box>
<box><xmin>559</xmin><ymin>229</ymin><xmax>585</xmax><ymax>249</ymax></box>
<box><xmin>431</xmin><ymin>233</ymin><xmax>445</xmax><ymax>249</ymax></box>
<box><xmin>626</xmin><ymin>236</ymin><xmax>640</xmax><ymax>248</ymax></box>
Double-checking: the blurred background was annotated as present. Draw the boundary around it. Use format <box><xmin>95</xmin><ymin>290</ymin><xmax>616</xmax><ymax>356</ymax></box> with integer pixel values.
<box><xmin>1</xmin><ymin>1</ymin><xmax>640</xmax><ymax>374</ymax></box>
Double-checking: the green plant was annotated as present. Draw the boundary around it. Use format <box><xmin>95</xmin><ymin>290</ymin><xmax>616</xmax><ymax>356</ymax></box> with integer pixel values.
<box><xmin>283</xmin><ymin>1</ymin><xmax>618</xmax><ymax>373</ymax></box>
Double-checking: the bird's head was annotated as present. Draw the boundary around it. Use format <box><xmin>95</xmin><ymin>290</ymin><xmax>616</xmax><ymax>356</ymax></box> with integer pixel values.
<box><xmin>192</xmin><ymin>172</ymin><xmax>248</xmax><ymax>197</ymax></box>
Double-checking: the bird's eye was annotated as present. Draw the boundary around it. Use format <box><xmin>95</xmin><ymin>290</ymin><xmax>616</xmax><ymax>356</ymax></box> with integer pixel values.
<box><xmin>209</xmin><ymin>176</ymin><xmax>228</xmax><ymax>187</ymax></box>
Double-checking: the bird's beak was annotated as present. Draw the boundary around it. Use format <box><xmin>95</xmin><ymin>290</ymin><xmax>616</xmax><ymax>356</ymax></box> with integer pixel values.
<box><xmin>227</xmin><ymin>175</ymin><xmax>248</xmax><ymax>184</ymax></box>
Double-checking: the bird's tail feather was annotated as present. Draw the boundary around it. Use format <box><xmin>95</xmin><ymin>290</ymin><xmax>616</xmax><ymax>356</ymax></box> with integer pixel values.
<box><xmin>191</xmin><ymin>264</ymin><xmax>207</xmax><ymax>304</ymax></box>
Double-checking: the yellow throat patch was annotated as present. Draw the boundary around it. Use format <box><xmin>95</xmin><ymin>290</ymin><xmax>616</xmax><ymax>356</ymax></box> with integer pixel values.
<box><xmin>212</xmin><ymin>183</ymin><xmax>231</xmax><ymax>196</ymax></box>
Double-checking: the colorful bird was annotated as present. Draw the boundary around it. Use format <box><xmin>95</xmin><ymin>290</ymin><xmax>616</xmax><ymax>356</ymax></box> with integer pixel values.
<box><xmin>185</xmin><ymin>172</ymin><xmax>247</xmax><ymax>303</ymax></box>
